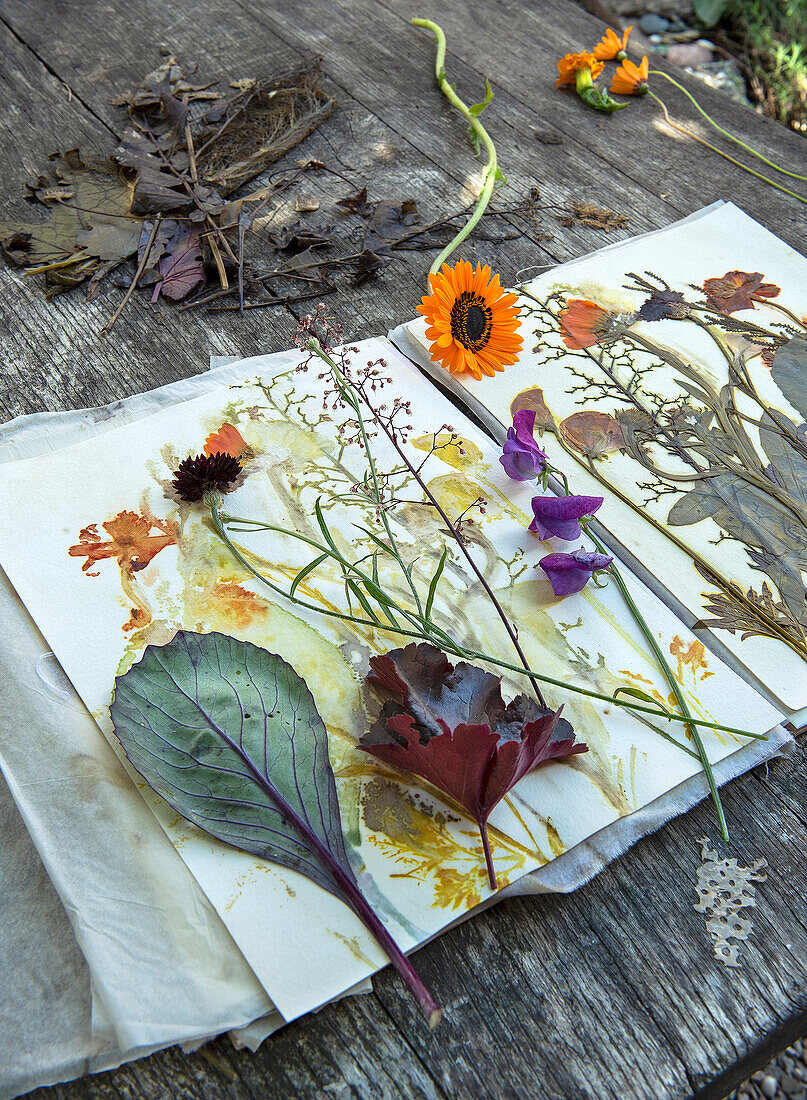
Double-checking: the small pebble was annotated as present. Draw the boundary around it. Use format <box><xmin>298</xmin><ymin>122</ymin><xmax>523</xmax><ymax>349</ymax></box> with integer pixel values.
<box><xmin>639</xmin><ymin>12</ymin><xmax>670</xmax><ymax>33</ymax></box>
<box><xmin>649</xmin><ymin>33</ymin><xmax>664</xmax><ymax>44</ymax></box>
<box><xmin>667</xmin><ymin>42</ymin><xmax>714</xmax><ymax>65</ymax></box>
<box><xmin>762</xmin><ymin>1076</ymin><xmax>780</xmax><ymax>1098</ymax></box>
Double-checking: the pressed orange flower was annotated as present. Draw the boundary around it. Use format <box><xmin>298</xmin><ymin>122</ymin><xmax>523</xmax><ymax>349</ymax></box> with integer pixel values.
<box><xmin>556</xmin><ymin>51</ymin><xmax>604</xmax><ymax>88</ymax></box>
<box><xmin>69</xmin><ymin>511</ymin><xmax>177</xmax><ymax>576</ymax></box>
<box><xmin>593</xmin><ymin>25</ymin><xmax>632</xmax><ymax>61</ymax></box>
<box><xmin>610</xmin><ymin>55</ymin><xmax>649</xmax><ymax>95</ymax></box>
<box><xmin>204</xmin><ymin>422</ymin><xmax>253</xmax><ymax>462</ymax></box>
<box><xmin>558</xmin><ymin>299</ymin><xmax>611</xmax><ymax>349</ymax></box>
<box><xmin>702</xmin><ymin>270</ymin><xmax>781</xmax><ymax>314</ymax></box>
<box><xmin>418</xmin><ymin>260</ymin><xmax>523</xmax><ymax>380</ymax></box>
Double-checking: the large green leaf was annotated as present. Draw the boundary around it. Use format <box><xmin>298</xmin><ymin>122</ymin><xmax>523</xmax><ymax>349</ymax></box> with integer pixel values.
<box><xmin>110</xmin><ymin>630</ymin><xmax>442</xmax><ymax>1025</ymax></box>
<box><xmin>110</xmin><ymin>630</ymin><xmax>352</xmax><ymax>897</ymax></box>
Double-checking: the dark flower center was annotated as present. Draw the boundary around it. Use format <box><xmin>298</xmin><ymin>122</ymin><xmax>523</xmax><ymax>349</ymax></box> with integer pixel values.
<box><xmin>450</xmin><ymin>292</ymin><xmax>492</xmax><ymax>351</ymax></box>
<box><xmin>172</xmin><ymin>452</ymin><xmax>242</xmax><ymax>503</ymax></box>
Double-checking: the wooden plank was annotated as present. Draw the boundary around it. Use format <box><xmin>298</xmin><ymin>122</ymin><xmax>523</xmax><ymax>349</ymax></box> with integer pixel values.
<box><xmin>230</xmin><ymin>0</ymin><xmax>806</xmax><ymax>245</ymax></box>
<box><xmin>0</xmin><ymin>0</ymin><xmax>681</xmax><ymax>261</ymax></box>
<box><xmin>375</xmin><ymin>0</ymin><xmax>807</xmax><ymax>245</ymax></box>
<box><xmin>0</xmin><ymin>3</ymin><xmax>561</xmax><ymax>416</ymax></box>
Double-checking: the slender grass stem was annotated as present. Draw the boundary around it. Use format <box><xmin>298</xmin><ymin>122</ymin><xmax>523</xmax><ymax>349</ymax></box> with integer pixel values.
<box><xmin>588</xmin><ymin>530</ymin><xmax>728</xmax><ymax>840</ymax></box>
<box><xmin>648</xmin><ymin>91</ymin><xmax>807</xmax><ymax>205</ymax></box>
<box><xmin>649</xmin><ymin>69</ymin><xmax>807</xmax><ymax>183</ymax></box>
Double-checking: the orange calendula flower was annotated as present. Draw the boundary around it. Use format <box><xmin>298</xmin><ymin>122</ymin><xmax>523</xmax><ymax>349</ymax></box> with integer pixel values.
<box><xmin>418</xmin><ymin>260</ymin><xmax>523</xmax><ymax>380</ymax></box>
<box><xmin>556</xmin><ymin>51</ymin><xmax>604</xmax><ymax>88</ymax></box>
<box><xmin>610</xmin><ymin>55</ymin><xmax>649</xmax><ymax>95</ymax></box>
<box><xmin>68</xmin><ymin>511</ymin><xmax>177</xmax><ymax>576</ymax></box>
<box><xmin>204</xmin><ymin>422</ymin><xmax>253</xmax><ymax>462</ymax></box>
<box><xmin>593</xmin><ymin>25</ymin><xmax>632</xmax><ymax>60</ymax></box>
<box><xmin>558</xmin><ymin>299</ymin><xmax>611</xmax><ymax>349</ymax></box>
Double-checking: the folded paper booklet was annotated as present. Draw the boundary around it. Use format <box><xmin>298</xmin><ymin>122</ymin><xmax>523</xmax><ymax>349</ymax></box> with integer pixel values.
<box><xmin>397</xmin><ymin>202</ymin><xmax>807</xmax><ymax>720</ymax></box>
<box><xmin>0</xmin><ymin>281</ymin><xmax>790</xmax><ymax>1027</ymax></box>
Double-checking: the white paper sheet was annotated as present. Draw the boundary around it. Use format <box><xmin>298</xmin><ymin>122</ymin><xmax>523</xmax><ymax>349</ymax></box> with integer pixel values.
<box><xmin>398</xmin><ymin>202</ymin><xmax>807</xmax><ymax>714</ymax></box>
<box><xmin>0</xmin><ymin>339</ymin><xmax>787</xmax><ymax>1023</ymax></box>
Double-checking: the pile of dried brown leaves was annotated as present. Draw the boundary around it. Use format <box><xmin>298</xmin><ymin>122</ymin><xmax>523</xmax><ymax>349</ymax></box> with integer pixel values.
<box><xmin>1</xmin><ymin>55</ymin><xmax>627</xmax><ymax>333</ymax></box>
<box><xmin>0</xmin><ymin>55</ymin><xmax>337</xmax><ymax>332</ymax></box>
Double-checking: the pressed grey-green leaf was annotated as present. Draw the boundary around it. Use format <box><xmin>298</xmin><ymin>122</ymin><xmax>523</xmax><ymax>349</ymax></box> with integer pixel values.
<box><xmin>667</xmin><ymin>484</ymin><xmax>726</xmax><ymax>526</ymax></box>
<box><xmin>110</xmin><ymin>630</ymin><xmax>353</xmax><ymax>897</ymax></box>
<box><xmin>758</xmin><ymin>411</ymin><xmax>807</xmax><ymax>506</ymax></box>
<box><xmin>771</xmin><ymin>337</ymin><xmax>807</xmax><ymax>421</ymax></box>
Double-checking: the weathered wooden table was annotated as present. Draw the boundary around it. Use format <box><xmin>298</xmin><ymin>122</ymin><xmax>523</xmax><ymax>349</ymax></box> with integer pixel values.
<box><xmin>2</xmin><ymin>0</ymin><xmax>805</xmax><ymax>1097</ymax></box>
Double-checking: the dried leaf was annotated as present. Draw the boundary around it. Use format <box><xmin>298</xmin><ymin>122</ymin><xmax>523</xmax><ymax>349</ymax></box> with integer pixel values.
<box><xmin>268</xmin><ymin>224</ymin><xmax>331</xmax><ymax>253</ymax></box>
<box><xmin>561</xmin><ymin>201</ymin><xmax>628</xmax><ymax>232</ymax></box>
<box><xmin>770</xmin><ymin>337</ymin><xmax>807</xmax><ymax>422</ymax></box>
<box><xmin>353</xmin><ymin>249</ymin><xmax>384</xmax><ymax>285</ymax></box>
<box><xmin>363</xmin><ymin>198</ymin><xmax>418</xmax><ymax>252</ymax></box>
<box><xmin>336</xmin><ymin>186</ymin><xmax>370</xmax><ymax>214</ymax></box>
<box><xmin>0</xmin><ymin>155</ymin><xmax>139</xmax><ymax>285</ymax></box>
<box><xmin>114</xmin><ymin>131</ymin><xmax>194</xmax><ymax>214</ymax></box>
<box><xmin>151</xmin><ymin>223</ymin><xmax>205</xmax><ymax>301</ymax></box>
<box><xmin>758</xmin><ymin>411</ymin><xmax>807</xmax><ymax>505</ymax></box>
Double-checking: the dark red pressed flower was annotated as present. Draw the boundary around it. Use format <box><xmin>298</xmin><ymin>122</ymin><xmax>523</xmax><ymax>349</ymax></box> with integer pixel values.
<box><xmin>637</xmin><ymin>288</ymin><xmax>690</xmax><ymax>322</ymax></box>
<box><xmin>172</xmin><ymin>452</ymin><xmax>242</xmax><ymax>502</ymax></box>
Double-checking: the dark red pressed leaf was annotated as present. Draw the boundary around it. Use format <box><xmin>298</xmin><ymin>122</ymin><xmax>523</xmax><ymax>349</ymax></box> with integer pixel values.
<box><xmin>361</xmin><ymin>643</ymin><xmax>588</xmax><ymax>889</ymax></box>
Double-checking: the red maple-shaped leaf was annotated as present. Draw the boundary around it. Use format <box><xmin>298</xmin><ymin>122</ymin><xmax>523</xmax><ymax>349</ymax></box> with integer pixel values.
<box><xmin>360</xmin><ymin>643</ymin><xmax>588</xmax><ymax>889</ymax></box>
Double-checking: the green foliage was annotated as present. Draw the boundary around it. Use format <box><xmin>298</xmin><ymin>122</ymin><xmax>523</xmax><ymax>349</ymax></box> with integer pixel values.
<box><xmin>694</xmin><ymin>0</ymin><xmax>727</xmax><ymax>27</ymax></box>
<box><xmin>723</xmin><ymin>0</ymin><xmax>807</xmax><ymax>131</ymax></box>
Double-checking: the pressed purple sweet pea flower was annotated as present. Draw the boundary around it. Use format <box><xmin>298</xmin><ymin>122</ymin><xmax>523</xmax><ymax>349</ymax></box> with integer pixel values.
<box><xmin>499</xmin><ymin>409</ymin><xmax>548</xmax><ymax>481</ymax></box>
<box><xmin>540</xmin><ymin>551</ymin><xmax>613</xmax><ymax>597</ymax></box>
<box><xmin>529</xmin><ymin>493</ymin><xmax>603</xmax><ymax>541</ymax></box>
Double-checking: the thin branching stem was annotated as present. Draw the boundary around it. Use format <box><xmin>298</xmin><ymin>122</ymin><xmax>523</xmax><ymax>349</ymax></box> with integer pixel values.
<box><xmin>309</xmin><ymin>340</ymin><xmax>549</xmax><ymax>712</ymax></box>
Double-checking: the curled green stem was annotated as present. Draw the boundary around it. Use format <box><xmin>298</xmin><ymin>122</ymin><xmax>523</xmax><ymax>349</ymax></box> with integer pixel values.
<box><xmin>650</xmin><ymin>69</ymin><xmax>807</xmax><ymax>182</ymax></box>
<box><xmin>412</xmin><ymin>18</ymin><xmax>500</xmax><ymax>274</ymax></box>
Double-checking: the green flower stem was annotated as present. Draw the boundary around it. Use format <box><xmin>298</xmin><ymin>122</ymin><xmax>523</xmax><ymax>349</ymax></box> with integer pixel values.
<box><xmin>648</xmin><ymin>90</ymin><xmax>807</xmax><ymax>205</ymax></box>
<box><xmin>649</xmin><ymin>69</ymin><xmax>807</xmax><ymax>183</ymax></box>
<box><xmin>412</xmin><ymin>19</ymin><xmax>500</xmax><ymax>275</ymax></box>
<box><xmin>588</xmin><ymin>527</ymin><xmax>728</xmax><ymax>840</ymax></box>
<box><xmin>306</xmin><ymin>339</ymin><xmax>426</xmax><ymax>621</ymax></box>
<box><xmin>209</xmin><ymin>503</ymin><xmax>765</xmax><ymax>741</ymax></box>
